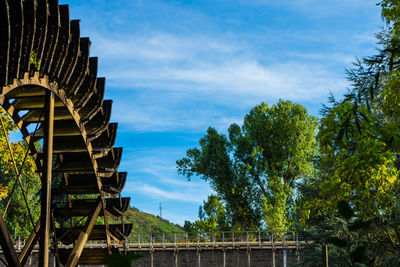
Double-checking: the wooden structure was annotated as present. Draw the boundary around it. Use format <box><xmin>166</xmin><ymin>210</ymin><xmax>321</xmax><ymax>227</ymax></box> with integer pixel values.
<box><xmin>0</xmin><ymin>0</ymin><xmax>132</xmax><ymax>266</ymax></box>
<box><xmin>5</xmin><ymin>230</ymin><xmax>303</xmax><ymax>267</ymax></box>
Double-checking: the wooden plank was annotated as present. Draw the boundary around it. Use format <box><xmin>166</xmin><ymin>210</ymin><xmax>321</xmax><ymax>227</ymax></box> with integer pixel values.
<box><xmin>72</xmin><ymin>57</ymin><xmax>97</xmax><ymax>108</ymax></box>
<box><xmin>0</xmin><ymin>0</ymin><xmax>10</xmax><ymax>87</ymax></box>
<box><xmin>22</xmin><ymin>107</ymin><xmax>72</xmax><ymax>122</ymax></box>
<box><xmin>65</xmin><ymin>201</ymin><xmax>101</xmax><ymax>267</ymax></box>
<box><xmin>18</xmin><ymin>0</ymin><xmax>35</xmax><ymax>79</ymax></box>
<box><xmin>51</xmin><ymin>4</ymin><xmax>70</xmax><ymax>82</ymax></box>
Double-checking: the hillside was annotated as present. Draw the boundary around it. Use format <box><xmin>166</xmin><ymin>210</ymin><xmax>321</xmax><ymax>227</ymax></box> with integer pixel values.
<box><xmin>123</xmin><ymin>207</ymin><xmax>183</xmax><ymax>236</ymax></box>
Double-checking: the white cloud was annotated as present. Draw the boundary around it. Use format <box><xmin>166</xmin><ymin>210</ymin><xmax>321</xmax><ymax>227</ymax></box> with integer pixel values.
<box><xmin>93</xmin><ymin>33</ymin><xmax>239</xmax><ymax>62</ymax></box>
<box><xmin>120</xmin><ymin>147</ymin><xmax>214</xmax><ymax>205</ymax></box>
<box><xmin>93</xmin><ymin>32</ymin><xmax>351</xmax><ymax>101</ymax></box>
<box><xmin>88</xmin><ymin>18</ymin><xmax>377</xmax><ymax>132</ymax></box>
<box><xmin>125</xmin><ymin>181</ymin><xmax>211</xmax><ymax>203</ymax></box>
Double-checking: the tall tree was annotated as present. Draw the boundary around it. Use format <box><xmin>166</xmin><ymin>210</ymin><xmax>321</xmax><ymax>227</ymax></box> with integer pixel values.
<box><xmin>178</xmin><ymin>127</ymin><xmax>262</xmax><ymax>230</ymax></box>
<box><xmin>297</xmin><ymin>2</ymin><xmax>400</xmax><ymax>262</ymax></box>
<box><xmin>177</xmin><ymin>100</ymin><xmax>318</xmax><ymax>230</ymax></box>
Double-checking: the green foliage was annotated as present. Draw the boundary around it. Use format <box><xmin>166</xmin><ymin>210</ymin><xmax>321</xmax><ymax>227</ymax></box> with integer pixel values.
<box><xmin>379</xmin><ymin>0</ymin><xmax>400</xmax><ymax>35</ymax></box>
<box><xmin>177</xmin><ymin>127</ymin><xmax>262</xmax><ymax>230</ymax></box>
<box><xmin>183</xmin><ymin>194</ymin><xmax>229</xmax><ymax>232</ymax></box>
<box><xmin>122</xmin><ymin>206</ymin><xmax>183</xmax><ymax>236</ymax></box>
<box><xmin>0</xmin><ymin>109</ymin><xmax>41</xmax><ymax>238</ymax></box>
<box><xmin>298</xmin><ymin>5</ymin><xmax>400</xmax><ymax>263</ymax></box>
<box><xmin>178</xmin><ymin>100</ymin><xmax>318</xmax><ymax>231</ymax></box>
<box><xmin>29</xmin><ymin>50</ymin><xmax>40</xmax><ymax>71</ymax></box>
<box><xmin>307</xmin><ymin>98</ymin><xmax>399</xmax><ymax>221</ymax></box>
<box><xmin>0</xmin><ymin>185</ymin><xmax>7</xmax><ymax>201</ymax></box>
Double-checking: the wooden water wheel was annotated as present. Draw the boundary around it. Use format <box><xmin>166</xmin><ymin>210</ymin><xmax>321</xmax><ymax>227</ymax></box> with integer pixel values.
<box><xmin>0</xmin><ymin>0</ymin><xmax>132</xmax><ymax>265</ymax></box>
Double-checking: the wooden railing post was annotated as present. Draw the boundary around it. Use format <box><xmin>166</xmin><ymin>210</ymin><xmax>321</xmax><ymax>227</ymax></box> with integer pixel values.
<box><xmin>150</xmin><ymin>233</ymin><xmax>152</xmax><ymax>251</ymax></box>
<box><xmin>271</xmin><ymin>232</ymin><xmax>274</xmax><ymax>246</ymax></box>
<box><xmin>284</xmin><ymin>232</ymin><xmax>286</xmax><ymax>246</ymax></box>
<box><xmin>212</xmin><ymin>232</ymin><xmax>215</xmax><ymax>247</ymax></box>
<box><xmin>174</xmin><ymin>233</ymin><xmax>177</xmax><ymax>248</ymax></box>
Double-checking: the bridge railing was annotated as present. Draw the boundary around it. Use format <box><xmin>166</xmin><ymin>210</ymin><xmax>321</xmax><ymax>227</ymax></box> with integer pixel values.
<box><xmin>126</xmin><ymin>231</ymin><xmax>300</xmax><ymax>248</ymax></box>
<box><xmin>10</xmin><ymin>231</ymin><xmax>301</xmax><ymax>250</ymax></box>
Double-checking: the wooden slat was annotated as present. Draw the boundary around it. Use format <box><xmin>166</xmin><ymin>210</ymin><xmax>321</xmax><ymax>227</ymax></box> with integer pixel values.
<box><xmin>54</xmin><ymin>198</ymin><xmax>130</xmax><ymax>219</ymax></box>
<box><xmin>66</xmin><ymin>37</ymin><xmax>90</xmax><ymax>96</ymax></box>
<box><xmin>11</xmin><ymin>96</ymin><xmax>64</xmax><ymax>109</ymax></box>
<box><xmin>35</xmin><ymin>0</ymin><xmax>49</xmax><ymax>72</ymax></box>
<box><xmin>40</xmin><ymin>0</ymin><xmax>59</xmax><ymax>76</ymax></box>
<box><xmin>18</xmin><ymin>0</ymin><xmax>35</xmax><ymax>79</ymax></box>
<box><xmin>4</xmin><ymin>85</ymin><xmax>45</xmax><ymax>98</ymax></box>
<box><xmin>56</xmin><ymin>224</ymin><xmax>132</xmax><ymax>244</ymax></box>
<box><xmin>22</xmin><ymin>107</ymin><xmax>72</xmax><ymax>122</ymax></box>
<box><xmin>0</xmin><ymin>1</ymin><xmax>132</xmax><ymax>264</ymax></box>
<box><xmin>7</xmin><ymin>0</ymin><xmax>23</xmax><ymax>82</ymax></box>
<box><xmin>0</xmin><ymin>0</ymin><xmax>10</xmax><ymax>87</ymax></box>
<box><xmin>72</xmin><ymin>57</ymin><xmax>97</xmax><ymax>108</ymax></box>
<box><xmin>51</xmin><ymin>4</ymin><xmax>70</xmax><ymax>82</ymax></box>
<box><xmin>79</xmin><ymin>77</ymin><xmax>105</xmax><ymax>121</ymax></box>
<box><xmin>59</xmin><ymin>20</ymin><xmax>80</xmax><ymax>88</ymax></box>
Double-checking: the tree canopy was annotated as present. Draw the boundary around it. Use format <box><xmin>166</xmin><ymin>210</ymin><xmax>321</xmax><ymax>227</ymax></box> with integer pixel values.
<box><xmin>296</xmin><ymin>3</ymin><xmax>400</xmax><ymax>264</ymax></box>
<box><xmin>0</xmin><ymin>109</ymin><xmax>40</xmax><ymax>238</ymax></box>
<box><xmin>177</xmin><ymin>100</ymin><xmax>318</xmax><ymax>231</ymax></box>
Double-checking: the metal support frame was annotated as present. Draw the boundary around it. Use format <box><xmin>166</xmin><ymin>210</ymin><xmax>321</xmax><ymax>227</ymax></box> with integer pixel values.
<box><xmin>65</xmin><ymin>201</ymin><xmax>102</xmax><ymax>267</ymax></box>
<box><xmin>0</xmin><ymin>210</ymin><xmax>21</xmax><ymax>267</ymax></box>
<box><xmin>39</xmin><ymin>90</ymin><xmax>55</xmax><ymax>266</ymax></box>
<box><xmin>19</xmin><ymin>220</ymin><xmax>40</xmax><ymax>265</ymax></box>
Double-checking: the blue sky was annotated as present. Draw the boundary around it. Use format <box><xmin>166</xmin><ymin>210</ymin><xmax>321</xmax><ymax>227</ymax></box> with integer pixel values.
<box><xmin>59</xmin><ymin>0</ymin><xmax>383</xmax><ymax>225</ymax></box>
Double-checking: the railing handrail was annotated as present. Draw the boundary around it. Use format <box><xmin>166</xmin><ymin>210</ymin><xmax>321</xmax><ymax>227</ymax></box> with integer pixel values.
<box><xmin>10</xmin><ymin>230</ymin><xmax>301</xmax><ymax>250</ymax></box>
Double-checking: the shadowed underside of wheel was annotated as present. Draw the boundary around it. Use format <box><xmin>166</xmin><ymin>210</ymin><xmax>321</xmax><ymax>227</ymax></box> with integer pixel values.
<box><xmin>0</xmin><ymin>0</ymin><xmax>132</xmax><ymax>265</ymax></box>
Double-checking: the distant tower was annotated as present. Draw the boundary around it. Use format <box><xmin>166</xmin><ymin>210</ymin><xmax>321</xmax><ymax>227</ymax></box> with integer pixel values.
<box><xmin>159</xmin><ymin>201</ymin><xmax>162</xmax><ymax>218</ymax></box>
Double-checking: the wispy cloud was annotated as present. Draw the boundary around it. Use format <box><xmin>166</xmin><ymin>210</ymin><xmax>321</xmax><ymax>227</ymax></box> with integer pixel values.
<box><xmin>78</xmin><ymin>0</ymin><xmax>379</xmax><ymax>134</ymax></box>
<box><xmin>125</xmin><ymin>181</ymin><xmax>211</xmax><ymax>203</ymax></box>
<box><xmin>109</xmin><ymin>60</ymin><xmax>348</xmax><ymax>100</ymax></box>
<box><xmin>120</xmin><ymin>147</ymin><xmax>213</xmax><ymax>205</ymax></box>
<box><xmin>62</xmin><ymin>0</ymin><xmax>382</xmax><ymax>224</ymax></box>
<box><xmin>94</xmin><ymin>33</ymin><xmax>239</xmax><ymax>62</ymax></box>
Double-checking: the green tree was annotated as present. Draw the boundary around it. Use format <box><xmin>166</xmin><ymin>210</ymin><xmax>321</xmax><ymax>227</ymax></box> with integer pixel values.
<box><xmin>178</xmin><ymin>100</ymin><xmax>318</xmax><ymax>231</ymax></box>
<box><xmin>298</xmin><ymin>6</ymin><xmax>400</xmax><ymax>263</ymax></box>
<box><xmin>178</xmin><ymin>127</ymin><xmax>262</xmax><ymax>230</ymax></box>
<box><xmin>184</xmin><ymin>194</ymin><xmax>229</xmax><ymax>233</ymax></box>
<box><xmin>0</xmin><ymin>109</ymin><xmax>41</xmax><ymax>238</ymax></box>
<box><xmin>380</xmin><ymin>0</ymin><xmax>400</xmax><ymax>34</ymax></box>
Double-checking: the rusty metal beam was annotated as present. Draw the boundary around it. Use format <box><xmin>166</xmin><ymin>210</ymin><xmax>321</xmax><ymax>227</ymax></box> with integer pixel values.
<box><xmin>0</xmin><ymin>210</ymin><xmax>21</xmax><ymax>267</ymax></box>
<box><xmin>39</xmin><ymin>90</ymin><xmax>54</xmax><ymax>267</ymax></box>
<box><xmin>65</xmin><ymin>201</ymin><xmax>102</xmax><ymax>267</ymax></box>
